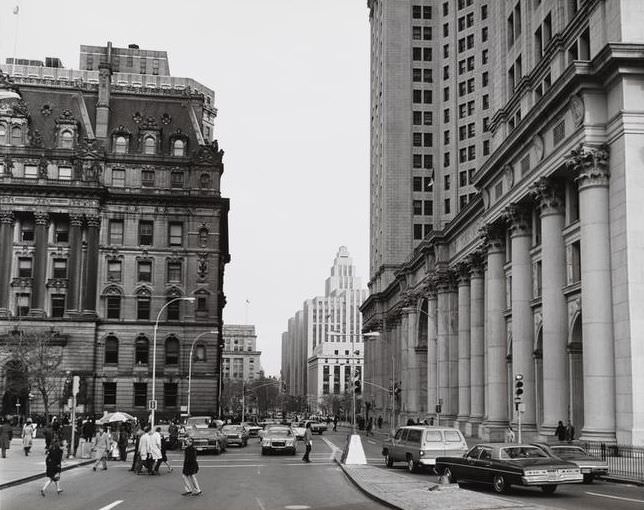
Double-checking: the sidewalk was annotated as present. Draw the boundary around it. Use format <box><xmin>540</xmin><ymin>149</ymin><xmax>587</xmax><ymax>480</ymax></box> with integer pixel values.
<box><xmin>333</xmin><ymin>449</ymin><xmax>559</xmax><ymax>510</ymax></box>
<box><xmin>0</xmin><ymin>438</ymin><xmax>106</xmax><ymax>490</ymax></box>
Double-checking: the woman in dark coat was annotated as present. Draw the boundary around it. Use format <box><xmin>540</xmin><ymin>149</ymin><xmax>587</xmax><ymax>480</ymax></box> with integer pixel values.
<box><xmin>181</xmin><ymin>438</ymin><xmax>201</xmax><ymax>496</ymax></box>
<box><xmin>41</xmin><ymin>440</ymin><xmax>63</xmax><ymax>496</ymax></box>
<box><xmin>0</xmin><ymin>416</ymin><xmax>12</xmax><ymax>458</ymax></box>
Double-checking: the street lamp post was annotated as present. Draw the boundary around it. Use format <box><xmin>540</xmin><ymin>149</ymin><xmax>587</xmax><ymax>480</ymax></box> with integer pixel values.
<box><xmin>187</xmin><ymin>330</ymin><xmax>217</xmax><ymax>417</ymax></box>
<box><xmin>151</xmin><ymin>296</ymin><xmax>195</xmax><ymax>429</ymax></box>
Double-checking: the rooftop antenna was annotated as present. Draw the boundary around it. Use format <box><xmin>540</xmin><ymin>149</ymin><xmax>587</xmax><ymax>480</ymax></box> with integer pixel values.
<box><xmin>11</xmin><ymin>1</ymin><xmax>21</xmax><ymax>76</ymax></box>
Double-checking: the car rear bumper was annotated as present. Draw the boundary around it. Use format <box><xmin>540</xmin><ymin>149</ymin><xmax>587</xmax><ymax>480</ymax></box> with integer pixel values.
<box><xmin>522</xmin><ymin>476</ymin><xmax>583</xmax><ymax>485</ymax></box>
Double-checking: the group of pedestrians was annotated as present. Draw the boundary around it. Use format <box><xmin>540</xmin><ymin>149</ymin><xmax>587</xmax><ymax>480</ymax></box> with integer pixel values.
<box><xmin>129</xmin><ymin>425</ymin><xmax>172</xmax><ymax>476</ymax></box>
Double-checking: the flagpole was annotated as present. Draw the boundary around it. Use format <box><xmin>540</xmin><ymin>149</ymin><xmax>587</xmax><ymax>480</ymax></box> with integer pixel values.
<box><xmin>11</xmin><ymin>1</ymin><xmax>21</xmax><ymax>76</ymax></box>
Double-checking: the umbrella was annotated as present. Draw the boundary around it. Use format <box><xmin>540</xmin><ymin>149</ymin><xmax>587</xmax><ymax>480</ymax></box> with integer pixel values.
<box><xmin>98</xmin><ymin>412</ymin><xmax>135</xmax><ymax>424</ymax></box>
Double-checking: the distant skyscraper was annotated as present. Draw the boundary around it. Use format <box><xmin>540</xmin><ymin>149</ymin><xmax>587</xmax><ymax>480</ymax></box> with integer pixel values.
<box><xmin>281</xmin><ymin>247</ymin><xmax>367</xmax><ymax>411</ymax></box>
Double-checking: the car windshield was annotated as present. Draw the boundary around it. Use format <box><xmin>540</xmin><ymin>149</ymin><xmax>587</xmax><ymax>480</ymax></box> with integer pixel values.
<box><xmin>500</xmin><ymin>446</ymin><xmax>549</xmax><ymax>459</ymax></box>
<box><xmin>551</xmin><ymin>446</ymin><xmax>586</xmax><ymax>456</ymax></box>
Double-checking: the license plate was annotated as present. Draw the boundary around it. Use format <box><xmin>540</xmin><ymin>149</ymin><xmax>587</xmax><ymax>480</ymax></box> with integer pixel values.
<box><xmin>547</xmin><ymin>474</ymin><xmax>559</xmax><ymax>481</ymax></box>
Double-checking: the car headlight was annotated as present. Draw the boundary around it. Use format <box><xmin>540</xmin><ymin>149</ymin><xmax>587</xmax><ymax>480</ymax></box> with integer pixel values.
<box><xmin>285</xmin><ymin>440</ymin><xmax>294</xmax><ymax>446</ymax></box>
<box><xmin>524</xmin><ymin>469</ymin><xmax>548</xmax><ymax>476</ymax></box>
<box><xmin>262</xmin><ymin>440</ymin><xmax>270</xmax><ymax>446</ymax></box>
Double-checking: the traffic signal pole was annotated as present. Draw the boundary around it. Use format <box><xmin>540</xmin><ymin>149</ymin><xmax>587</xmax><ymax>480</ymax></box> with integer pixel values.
<box><xmin>515</xmin><ymin>374</ymin><xmax>524</xmax><ymax>443</ymax></box>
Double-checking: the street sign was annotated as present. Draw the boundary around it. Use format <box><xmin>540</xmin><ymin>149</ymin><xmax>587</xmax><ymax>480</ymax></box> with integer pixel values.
<box><xmin>148</xmin><ymin>399</ymin><xmax>157</xmax><ymax>411</ymax></box>
<box><xmin>72</xmin><ymin>375</ymin><xmax>80</xmax><ymax>396</ymax></box>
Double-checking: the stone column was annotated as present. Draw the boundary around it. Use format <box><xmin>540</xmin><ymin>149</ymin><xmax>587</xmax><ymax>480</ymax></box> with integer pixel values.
<box><xmin>436</xmin><ymin>276</ymin><xmax>451</xmax><ymax>424</ymax></box>
<box><xmin>483</xmin><ymin>224</ymin><xmax>508</xmax><ymax>441</ymax></box>
<box><xmin>426</xmin><ymin>289</ymin><xmax>438</xmax><ymax>420</ymax></box>
<box><xmin>0</xmin><ymin>210</ymin><xmax>15</xmax><ymax>316</ymax></box>
<box><xmin>506</xmin><ymin>204</ymin><xmax>537</xmax><ymax>436</ymax></box>
<box><xmin>30</xmin><ymin>212</ymin><xmax>49</xmax><ymax>317</ymax></box>
<box><xmin>456</xmin><ymin>265</ymin><xmax>471</xmax><ymax>429</ymax></box>
<box><xmin>402</xmin><ymin>305</ymin><xmax>418</xmax><ymax>417</ymax></box>
<box><xmin>82</xmin><ymin>215</ymin><xmax>100</xmax><ymax>315</ymax></box>
<box><xmin>468</xmin><ymin>253</ymin><xmax>485</xmax><ymax>436</ymax></box>
<box><xmin>65</xmin><ymin>213</ymin><xmax>84</xmax><ymax>315</ymax></box>
<box><xmin>448</xmin><ymin>283</ymin><xmax>459</xmax><ymax>422</ymax></box>
<box><xmin>567</xmin><ymin>145</ymin><xmax>616</xmax><ymax>441</ymax></box>
<box><xmin>533</xmin><ymin>178</ymin><xmax>568</xmax><ymax>436</ymax></box>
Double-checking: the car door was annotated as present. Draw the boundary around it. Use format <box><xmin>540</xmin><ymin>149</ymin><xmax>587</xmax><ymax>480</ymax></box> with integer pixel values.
<box><xmin>391</xmin><ymin>428</ymin><xmax>406</xmax><ymax>460</ymax></box>
<box><xmin>460</xmin><ymin>446</ymin><xmax>482</xmax><ymax>481</ymax></box>
<box><xmin>475</xmin><ymin>447</ymin><xmax>495</xmax><ymax>483</ymax></box>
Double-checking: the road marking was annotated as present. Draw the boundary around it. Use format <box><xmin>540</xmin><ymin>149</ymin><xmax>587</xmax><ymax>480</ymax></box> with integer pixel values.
<box><xmin>367</xmin><ymin>440</ymin><xmax>376</xmax><ymax>445</ymax></box>
<box><xmin>322</xmin><ymin>437</ymin><xmax>340</xmax><ymax>452</ymax></box>
<box><xmin>284</xmin><ymin>506</ymin><xmax>311</xmax><ymax>510</ymax></box>
<box><xmin>585</xmin><ymin>492</ymin><xmax>644</xmax><ymax>504</ymax></box>
<box><xmin>97</xmin><ymin>501</ymin><xmax>123</xmax><ymax>510</ymax></box>
<box><xmin>255</xmin><ymin>497</ymin><xmax>266</xmax><ymax>510</ymax></box>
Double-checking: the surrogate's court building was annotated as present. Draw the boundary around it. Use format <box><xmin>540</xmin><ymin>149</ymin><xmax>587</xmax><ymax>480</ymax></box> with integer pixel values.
<box><xmin>0</xmin><ymin>42</ymin><xmax>230</xmax><ymax>419</ymax></box>
<box><xmin>362</xmin><ymin>0</ymin><xmax>644</xmax><ymax>446</ymax></box>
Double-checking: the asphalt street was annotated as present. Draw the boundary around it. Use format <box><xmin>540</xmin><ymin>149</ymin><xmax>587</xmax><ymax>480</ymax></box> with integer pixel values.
<box><xmin>0</xmin><ymin>434</ymin><xmax>387</xmax><ymax>510</ymax></box>
<box><xmin>334</xmin><ymin>429</ymin><xmax>644</xmax><ymax>510</ymax></box>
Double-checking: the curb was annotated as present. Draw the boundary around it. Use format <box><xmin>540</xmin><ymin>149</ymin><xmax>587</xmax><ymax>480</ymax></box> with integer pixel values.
<box><xmin>0</xmin><ymin>447</ymin><xmax>136</xmax><ymax>491</ymax></box>
<box><xmin>599</xmin><ymin>475</ymin><xmax>644</xmax><ymax>487</ymax></box>
<box><xmin>333</xmin><ymin>454</ymin><xmax>402</xmax><ymax>510</ymax></box>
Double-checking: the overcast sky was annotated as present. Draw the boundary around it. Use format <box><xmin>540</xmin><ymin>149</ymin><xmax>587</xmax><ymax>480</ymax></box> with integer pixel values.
<box><xmin>0</xmin><ymin>0</ymin><xmax>371</xmax><ymax>376</ymax></box>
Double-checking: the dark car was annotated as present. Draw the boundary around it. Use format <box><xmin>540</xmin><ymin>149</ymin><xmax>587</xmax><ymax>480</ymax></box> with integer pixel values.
<box><xmin>531</xmin><ymin>443</ymin><xmax>609</xmax><ymax>483</ymax></box>
<box><xmin>435</xmin><ymin>443</ymin><xmax>583</xmax><ymax>494</ymax></box>
<box><xmin>222</xmin><ymin>425</ymin><xmax>249</xmax><ymax>447</ymax></box>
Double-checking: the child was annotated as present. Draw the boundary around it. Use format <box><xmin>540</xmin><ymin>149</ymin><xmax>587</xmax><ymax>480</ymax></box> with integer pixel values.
<box><xmin>181</xmin><ymin>438</ymin><xmax>202</xmax><ymax>496</ymax></box>
<box><xmin>41</xmin><ymin>440</ymin><xmax>63</xmax><ymax>496</ymax></box>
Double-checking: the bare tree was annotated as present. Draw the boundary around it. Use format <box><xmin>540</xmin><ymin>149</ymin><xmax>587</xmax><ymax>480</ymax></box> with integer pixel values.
<box><xmin>1</xmin><ymin>329</ymin><xmax>65</xmax><ymax>418</ymax></box>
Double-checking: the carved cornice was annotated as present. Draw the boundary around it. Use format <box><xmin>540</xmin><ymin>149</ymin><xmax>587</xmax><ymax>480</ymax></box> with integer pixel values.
<box><xmin>11</xmin><ymin>277</ymin><xmax>32</xmax><ymax>288</ymax></box>
<box><xmin>566</xmin><ymin>144</ymin><xmax>610</xmax><ymax>189</ymax></box>
<box><xmin>531</xmin><ymin>177</ymin><xmax>564</xmax><ymax>216</ymax></box>
<box><xmin>46</xmin><ymin>278</ymin><xmax>68</xmax><ymax>289</ymax></box>
<box><xmin>503</xmin><ymin>203</ymin><xmax>531</xmax><ymax>237</ymax></box>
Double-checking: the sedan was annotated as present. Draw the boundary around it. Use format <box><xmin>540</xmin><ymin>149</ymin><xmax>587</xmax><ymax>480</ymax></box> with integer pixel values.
<box><xmin>261</xmin><ymin>426</ymin><xmax>297</xmax><ymax>455</ymax></box>
<box><xmin>222</xmin><ymin>425</ymin><xmax>249</xmax><ymax>447</ymax></box>
<box><xmin>531</xmin><ymin>443</ymin><xmax>609</xmax><ymax>483</ymax></box>
<box><xmin>436</xmin><ymin>443</ymin><xmax>583</xmax><ymax>494</ymax></box>
<box><xmin>241</xmin><ymin>422</ymin><xmax>262</xmax><ymax>438</ymax></box>
<box><xmin>291</xmin><ymin>422</ymin><xmax>306</xmax><ymax>440</ymax></box>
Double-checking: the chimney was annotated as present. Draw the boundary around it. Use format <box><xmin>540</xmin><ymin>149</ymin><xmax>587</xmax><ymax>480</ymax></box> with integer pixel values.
<box><xmin>95</xmin><ymin>42</ymin><xmax>112</xmax><ymax>139</ymax></box>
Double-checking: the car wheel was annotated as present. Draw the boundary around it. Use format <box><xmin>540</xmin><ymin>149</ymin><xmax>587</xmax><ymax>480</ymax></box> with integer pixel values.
<box><xmin>493</xmin><ymin>474</ymin><xmax>507</xmax><ymax>494</ymax></box>
<box><xmin>406</xmin><ymin>455</ymin><xmax>416</xmax><ymax>473</ymax></box>
<box><xmin>384</xmin><ymin>452</ymin><xmax>394</xmax><ymax>468</ymax></box>
<box><xmin>583</xmin><ymin>474</ymin><xmax>594</xmax><ymax>484</ymax></box>
<box><xmin>541</xmin><ymin>485</ymin><xmax>557</xmax><ymax>494</ymax></box>
<box><xmin>443</xmin><ymin>467</ymin><xmax>456</xmax><ymax>483</ymax></box>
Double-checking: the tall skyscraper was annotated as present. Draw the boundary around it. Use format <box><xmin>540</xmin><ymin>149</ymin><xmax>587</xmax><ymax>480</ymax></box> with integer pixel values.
<box><xmin>281</xmin><ymin>247</ymin><xmax>368</xmax><ymax>412</ymax></box>
<box><xmin>363</xmin><ymin>0</ymin><xmax>644</xmax><ymax>445</ymax></box>
<box><xmin>0</xmin><ymin>43</ymin><xmax>230</xmax><ymax>419</ymax></box>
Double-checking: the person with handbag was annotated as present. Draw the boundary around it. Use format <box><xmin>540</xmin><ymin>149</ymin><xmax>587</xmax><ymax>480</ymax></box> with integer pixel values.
<box><xmin>92</xmin><ymin>426</ymin><xmax>112</xmax><ymax>471</ymax></box>
<box><xmin>302</xmin><ymin>422</ymin><xmax>313</xmax><ymax>463</ymax></box>
<box><xmin>41</xmin><ymin>439</ymin><xmax>63</xmax><ymax>496</ymax></box>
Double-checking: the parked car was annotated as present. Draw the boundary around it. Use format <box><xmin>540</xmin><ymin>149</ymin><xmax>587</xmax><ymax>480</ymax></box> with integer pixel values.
<box><xmin>261</xmin><ymin>426</ymin><xmax>297</xmax><ymax>455</ymax></box>
<box><xmin>222</xmin><ymin>425</ymin><xmax>249</xmax><ymax>447</ymax></box>
<box><xmin>306</xmin><ymin>420</ymin><xmax>327</xmax><ymax>435</ymax></box>
<box><xmin>531</xmin><ymin>442</ymin><xmax>608</xmax><ymax>483</ymax></box>
<box><xmin>241</xmin><ymin>422</ymin><xmax>262</xmax><ymax>438</ymax></box>
<box><xmin>436</xmin><ymin>443</ymin><xmax>583</xmax><ymax>494</ymax></box>
<box><xmin>382</xmin><ymin>426</ymin><xmax>468</xmax><ymax>472</ymax></box>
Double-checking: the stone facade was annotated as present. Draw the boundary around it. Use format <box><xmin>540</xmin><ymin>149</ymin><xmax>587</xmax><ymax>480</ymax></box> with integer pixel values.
<box><xmin>222</xmin><ymin>324</ymin><xmax>263</xmax><ymax>382</ymax></box>
<box><xmin>0</xmin><ymin>43</ymin><xmax>230</xmax><ymax>420</ymax></box>
<box><xmin>363</xmin><ymin>0</ymin><xmax>644</xmax><ymax>445</ymax></box>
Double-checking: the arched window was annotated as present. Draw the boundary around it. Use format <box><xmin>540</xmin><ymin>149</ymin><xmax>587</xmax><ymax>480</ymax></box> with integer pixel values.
<box><xmin>137</xmin><ymin>292</ymin><xmax>151</xmax><ymax>320</ymax></box>
<box><xmin>0</xmin><ymin>124</ymin><xmax>6</xmax><ymax>144</ymax></box>
<box><xmin>11</xmin><ymin>126</ymin><xmax>22</xmax><ymax>145</ymax></box>
<box><xmin>144</xmin><ymin>136</ymin><xmax>156</xmax><ymax>155</ymax></box>
<box><xmin>172</xmin><ymin>139</ymin><xmax>185</xmax><ymax>157</ymax></box>
<box><xmin>114</xmin><ymin>136</ymin><xmax>128</xmax><ymax>154</ymax></box>
<box><xmin>135</xmin><ymin>336</ymin><xmax>149</xmax><ymax>365</ymax></box>
<box><xmin>105</xmin><ymin>335</ymin><xmax>119</xmax><ymax>364</ymax></box>
<box><xmin>165</xmin><ymin>336</ymin><xmax>180</xmax><ymax>365</ymax></box>
<box><xmin>60</xmin><ymin>130</ymin><xmax>73</xmax><ymax>149</ymax></box>
<box><xmin>195</xmin><ymin>344</ymin><xmax>206</xmax><ymax>362</ymax></box>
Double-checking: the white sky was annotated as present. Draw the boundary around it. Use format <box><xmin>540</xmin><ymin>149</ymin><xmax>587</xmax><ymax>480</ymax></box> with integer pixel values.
<box><xmin>0</xmin><ymin>0</ymin><xmax>371</xmax><ymax>376</ymax></box>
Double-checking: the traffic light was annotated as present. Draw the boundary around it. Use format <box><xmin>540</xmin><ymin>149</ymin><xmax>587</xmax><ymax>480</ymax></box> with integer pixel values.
<box><xmin>393</xmin><ymin>382</ymin><xmax>401</xmax><ymax>399</ymax></box>
<box><xmin>354</xmin><ymin>373</ymin><xmax>362</xmax><ymax>395</ymax></box>
<box><xmin>514</xmin><ymin>374</ymin><xmax>524</xmax><ymax>402</ymax></box>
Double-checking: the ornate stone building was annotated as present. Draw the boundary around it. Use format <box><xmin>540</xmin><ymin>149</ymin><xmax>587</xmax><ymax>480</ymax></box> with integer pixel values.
<box><xmin>362</xmin><ymin>0</ymin><xmax>644</xmax><ymax>445</ymax></box>
<box><xmin>0</xmin><ymin>42</ymin><xmax>230</xmax><ymax>420</ymax></box>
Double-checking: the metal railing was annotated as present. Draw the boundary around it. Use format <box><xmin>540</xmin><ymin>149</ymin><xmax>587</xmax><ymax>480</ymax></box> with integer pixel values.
<box><xmin>580</xmin><ymin>441</ymin><xmax>644</xmax><ymax>483</ymax></box>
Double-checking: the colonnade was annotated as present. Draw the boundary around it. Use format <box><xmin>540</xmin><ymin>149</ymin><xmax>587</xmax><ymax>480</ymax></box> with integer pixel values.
<box><xmin>364</xmin><ymin>145</ymin><xmax>616</xmax><ymax>442</ymax></box>
<box><xmin>0</xmin><ymin>210</ymin><xmax>101</xmax><ymax>318</ymax></box>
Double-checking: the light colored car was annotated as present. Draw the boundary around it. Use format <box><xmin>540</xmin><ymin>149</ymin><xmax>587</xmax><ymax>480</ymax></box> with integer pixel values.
<box><xmin>291</xmin><ymin>422</ymin><xmax>306</xmax><ymax>440</ymax></box>
<box><xmin>241</xmin><ymin>422</ymin><xmax>262</xmax><ymax>438</ymax></box>
<box><xmin>222</xmin><ymin>425</ymin><xmax>249</xmax><ymax>447</ymax></box>
<box><xmin>382</xmin><ymin>426</ymin><xmax>468</xmax><ymax>472</ymax></box>
<box><xmin>261</xmin><ymin>426</ymin><xmax>297</xmax><ymax>455</ymax></box>
<box><xmin>258</xmin><ymin>423</ymin><xmax>287</xmax><ymax>440</ymax></box>
<box><xmin>531</xmin><ymin>443</ymin><xmax>609</xmax><ymax>483</ymax></box>
<box><xmin>182</xmin><ymin>416</ymin><xmax>227</xmax><ymax>454</ymax></box>
<box><xmin>305</xmin><ymin>420</ymin><xmax>327</xmax><ymax>434</ymax></box>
